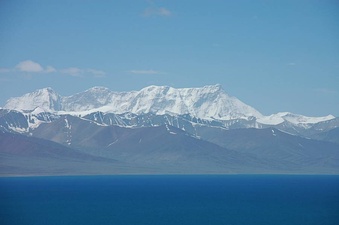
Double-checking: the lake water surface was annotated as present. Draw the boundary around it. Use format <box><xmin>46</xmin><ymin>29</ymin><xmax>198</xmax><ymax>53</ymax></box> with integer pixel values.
<box><xmin>0</xmin><ymin>175</ymin><xmax>338</xmax><ymax>225</ymax></box>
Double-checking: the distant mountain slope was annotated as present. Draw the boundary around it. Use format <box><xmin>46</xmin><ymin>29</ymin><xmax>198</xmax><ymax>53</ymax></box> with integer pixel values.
<box><xmin>0</xmin><ymin>131</ymin><xmax>103</xmax><ymax>159</ymax></box>
<box><xmin>27</xmin><ymin>115</ymin><xmax>339</xmax><ymax>174</ymax></box>
<box><xmin>195</xmin><ymin>127</ymin><xmax>339</xmax><ymax>172</ymax></box>
<box><xmin>0</xmin><ymin>131</ymin><xmax>136</xmax><ymax>176</ymax></box>
<box><xmin>30</xmin><ymin>115</ymin><xmax>264</xmax><ymax>173</ymax></box>
<box><xmin>311</xmin><ymin>127</ymin><xmax>339</xmax><ymax>145</ymax></box>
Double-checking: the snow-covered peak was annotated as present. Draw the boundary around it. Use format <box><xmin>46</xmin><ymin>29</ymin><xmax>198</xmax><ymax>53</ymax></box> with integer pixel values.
<box><xmin>86</xmin><ymin>86</ymin><xmax>111</xmax><ymax>93</ymax></box>
<box><xmin>257</xmin><ymin>112</ymin><xmax>335</xmax><ymax>126</ymax></box>
<box><xmin>4</xmin><ymin>87</ymin><xmax>61</xmax><ymax>112</ymax></box>
<box><xmin>62</xmin><ymin>86</ymin><xmax>114</xmax><ymax>112</ymax></box>
<box><xmin>200</xmin><ymin>84</ymin><xmax>223</xmax><ymax>92</ymax></box>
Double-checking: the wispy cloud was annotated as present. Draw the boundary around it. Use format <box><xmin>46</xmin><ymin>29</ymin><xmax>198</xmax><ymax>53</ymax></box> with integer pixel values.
<box><xmin>0</xmin><ymin>60</ymin><xmax>106</xmax><ymax>78</ymax></box>
<box><xmin>287</xmin><ymin>62</ymin><xmax>296</xmax><ymax>66</ymax></box>
<box><xmin>61</xmin><ymin>67</ymin><xmax>83</xmax><ymax>77</ymax></box>
<box><xmin>143</xmin><ymin>7</ymin><xmax>172</xmax><ymax>17</ymax></box>
<box><xmin>16</xmin><ymin>60</ymin><xmax>44</xmax><ymax>72</ymax></box>
<box><xmin>128</xmin><ymin>69</ymin><xmax>164</xmax><ymax>75</ymax></box>
<box><xmin>86</xmin><ymin>69</ymin><xmax>106</xmax><ymax>78</ymax></box>
<box><xmin>45</xmin><ymin>66</ymin><xmax>57</xmax><ymax>73</ymax></box>
<box><xmin>61</xmin><ymin>67</ymin><xmax>106</xmax><ymax>77</ymax></box>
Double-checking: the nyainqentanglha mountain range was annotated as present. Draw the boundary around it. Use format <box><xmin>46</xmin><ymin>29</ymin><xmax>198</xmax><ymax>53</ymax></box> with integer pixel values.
<box><xmin>1</xmin><ymin>85</ymin><xmax>338</xmax><ymax>175</ymax></box>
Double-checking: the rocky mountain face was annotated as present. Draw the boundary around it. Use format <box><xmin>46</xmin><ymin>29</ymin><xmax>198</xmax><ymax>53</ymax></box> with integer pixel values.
<box><xmin>1</xmin><ymin>85</ymin><xmax>338</xmax><ymax>175</ymax></box>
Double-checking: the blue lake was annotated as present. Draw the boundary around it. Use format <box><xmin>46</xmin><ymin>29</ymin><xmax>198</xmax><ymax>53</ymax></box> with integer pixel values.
<box><xmin>0</xmin><ymin>175</ymin><xmax>339</xmax><ymax>225</ymax></box>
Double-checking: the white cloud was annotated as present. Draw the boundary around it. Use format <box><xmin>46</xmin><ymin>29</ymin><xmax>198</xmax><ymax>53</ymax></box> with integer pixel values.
<box><xmin>61</xmin><ymin>67</ymin><xmax>83</xmax><ymax>77</ymax></box>
<box><xmin>13</xmin><ymin>60</ymin><xmax>57</xmax><ymax>73</ymax></box>
<box><xmin>143</xmin><ymin>7</ymin><xmax>172</xmax><ymax>17</ymax></box>
<box><xmin>1</xmin><ymin>60</ymin><xmax>106</xmax><ymax>78</ymax></box>
<box><xmin>16</xmin><ymin>60</ymin><xmax>44</xmax><ymax>72</ymax></box>
<box><xmin>129</xmin><ymin>69</ymin><xmax>163</xmax><ymax>75</ymax></box>
<box><xmin>45</xmin><ymin>66</ymin><xmax>57</xmax><ymax>73</ymax></box>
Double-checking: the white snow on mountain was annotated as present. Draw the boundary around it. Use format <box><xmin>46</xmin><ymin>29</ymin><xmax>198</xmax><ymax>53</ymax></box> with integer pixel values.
<box><xmin>4</xmin><ymin>84</ymin><xmax>262</xmax><ymax>120</ymax></box>
<box><xmin>31</xmin><ymin>106</ymin><xmax>47</xmax><ymax>114</ymax></box>
<box><xmin>4</xmin><ymin>87</ymin><xmax>61</xmax><ymax>112</ymax></box>
<box><xmin>257</xmin><ymin>112</ymin><xmax>335</xmax><ymax>126</ymax></box>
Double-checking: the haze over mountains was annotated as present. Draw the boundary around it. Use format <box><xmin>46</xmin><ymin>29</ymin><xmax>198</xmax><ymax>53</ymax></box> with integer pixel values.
<box><xmin>1</xmin><ymin>85</ymin><xmax>338</xmax><ymax>175</ymax></box>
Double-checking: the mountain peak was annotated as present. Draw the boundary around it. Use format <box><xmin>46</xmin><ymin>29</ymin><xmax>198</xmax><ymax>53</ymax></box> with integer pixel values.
<box><xmin>4</xmin><ymin>87</ymin><xmax>61</xmax><ymax>112</ymax></box>
<box><xmin>44</xmin><ymin>87</ymin><xmax>54</xmax><ymax>91</ymax></box>
<box><xmin>33</xmin><ymin>87</ymin><xmax>56</xmax><ymax>95</ymax></box>
<box><xmin>202</xmin><ymin>84</ymin><xmax>223</xmax><ymax>91</ymax></box>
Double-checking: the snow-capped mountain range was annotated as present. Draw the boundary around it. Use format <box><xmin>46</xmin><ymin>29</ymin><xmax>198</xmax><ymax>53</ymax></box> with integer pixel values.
<box><xmin>3</xmin><ymin>84</ymin><xmax>335</xmax><ymax>126</ymax></box>
<box><xmin>1</xmin><ymin>84</ymin><xmax>339</xmax><ymax>175</ymax></box>
<box><xmin>1</xmin><ymin>84</ymin><xmax>338</xmax><ymax>139</ymax></box>
<box><xmin>4</xmin><ymin>85</ymin><xmax>263</xmax><ymax>120</ymax></box>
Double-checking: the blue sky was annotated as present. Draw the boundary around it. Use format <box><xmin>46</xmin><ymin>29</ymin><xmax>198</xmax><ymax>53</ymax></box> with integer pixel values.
<box><xmin>0</xmin><ymin>0</ymin><xmax>338</xmax><ymax>116</ymax></box>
